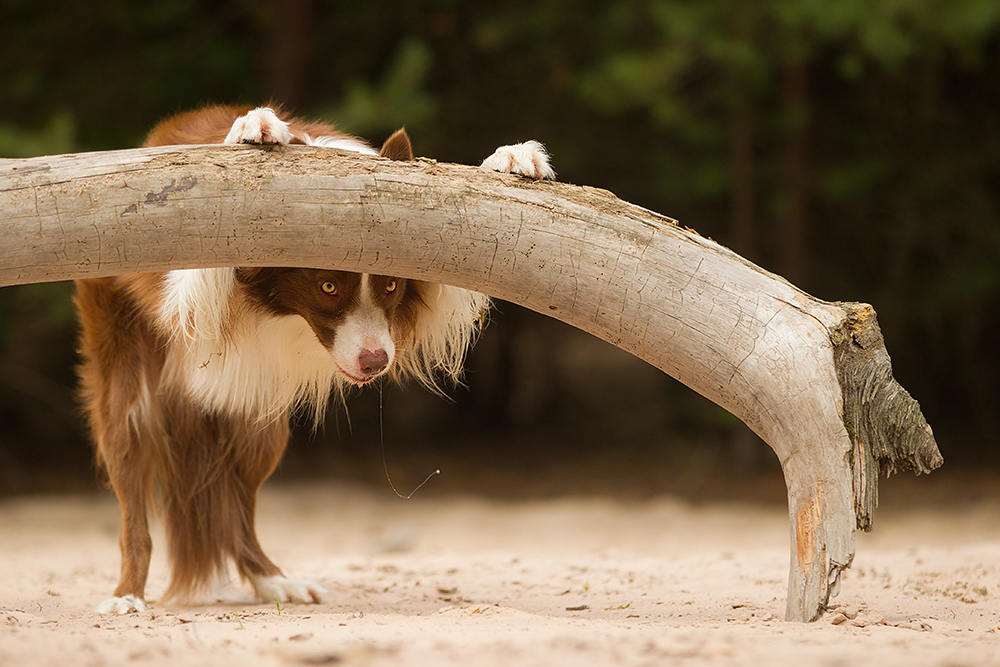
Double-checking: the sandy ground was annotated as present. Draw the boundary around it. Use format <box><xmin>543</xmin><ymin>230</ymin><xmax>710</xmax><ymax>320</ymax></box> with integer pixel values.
<box><xmin>2</xmin><ymin>477</ymin><xmax>999</xmax><ymax>667</ymax></box>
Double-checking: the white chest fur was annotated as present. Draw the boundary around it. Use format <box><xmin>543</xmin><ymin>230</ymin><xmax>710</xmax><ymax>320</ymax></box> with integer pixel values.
<box><xmin>158</xmin><ymin>268</ymin><xmax>339</xmax><ymax>422</ymax></box>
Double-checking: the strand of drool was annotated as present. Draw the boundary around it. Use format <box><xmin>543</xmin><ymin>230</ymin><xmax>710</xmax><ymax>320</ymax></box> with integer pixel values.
<box><xmin>378</xmin><ymin>378</ymin><xmax>440</xmax><ymax>499</ymax></box>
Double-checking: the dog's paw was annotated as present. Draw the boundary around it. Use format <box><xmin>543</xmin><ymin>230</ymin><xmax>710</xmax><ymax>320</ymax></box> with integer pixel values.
<box><xmin>96</xmin><ymin>595</ymin><xmax>147</xmax><ymax>615</ymax></box>
<box><xmin>250</xmin><ymin>575</ymin><xmax>327</xmax><ymax>605</ymax></box>
<box><xmin>224</xmin><ymin>107</ymin><xmax>292</xmax><ymax>145</ymax></box>
<box><xmin>480</xmin><ymin>141</ymin><xmax>555</xmax><ymax>180</ymax></box>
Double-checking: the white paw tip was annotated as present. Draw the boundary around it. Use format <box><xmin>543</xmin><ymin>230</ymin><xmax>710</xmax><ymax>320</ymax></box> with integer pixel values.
<box><xmin>224</xmin><ymin>107</ymin><xmax>292</xmax><ymax>145</ymax></box>
<box><xmin>251</xmin><ymin>575</ymin><xmax>327</xmax><ymax>605</ymax></box>
<box><xmin>481</xmin><ymin>140</ymin><xmax>556</xmax><ymax>180</ymax></box>
<box><xmin>96</xmin><ymin>595</ymin><xmax>147</xmax><ymax>615</ymax></box>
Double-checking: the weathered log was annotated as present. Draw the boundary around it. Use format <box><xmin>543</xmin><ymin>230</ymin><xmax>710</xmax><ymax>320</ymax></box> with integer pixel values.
<box><xmin>0</xmin><ymin>145</ymin><xmax>942</xmax><ymax>621</ymax></box>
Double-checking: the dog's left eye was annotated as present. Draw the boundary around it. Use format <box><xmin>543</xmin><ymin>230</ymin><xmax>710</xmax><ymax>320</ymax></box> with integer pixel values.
<box><xmin>385</xmin><ymin>280</ymin><xmax>397</xmax><ymax>294</ymax></box>
<box><xmin>321</xmin><ymin>281</ymin><xmax>337</xmax><ymax>295</ymax></box>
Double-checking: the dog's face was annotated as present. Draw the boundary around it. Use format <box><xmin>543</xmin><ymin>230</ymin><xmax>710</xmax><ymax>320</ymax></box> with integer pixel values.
<box><xmin>235</xmin><ymin>267</ymin><xmax>424</xmax><ymax>384</ymax></box>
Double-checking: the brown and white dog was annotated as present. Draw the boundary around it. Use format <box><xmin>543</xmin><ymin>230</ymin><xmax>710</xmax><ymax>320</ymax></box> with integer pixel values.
<box><xmin>75</xmin><ymin>105</ymin><xmax>554</xmax><ymax>614</ymax></box>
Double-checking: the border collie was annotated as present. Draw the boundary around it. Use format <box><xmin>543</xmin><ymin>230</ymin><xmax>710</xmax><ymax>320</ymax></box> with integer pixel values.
<box><xmin>75</xmin><ymin>105</ymin><xmax>554</xmax><ymax>614</ymax></box>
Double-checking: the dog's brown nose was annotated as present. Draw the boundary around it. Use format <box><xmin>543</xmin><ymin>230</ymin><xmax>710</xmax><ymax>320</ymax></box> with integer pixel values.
<box><xmin>358</xmin><ymin>349</ymin><xmax>389</xmax><ymax>376</ymax></box>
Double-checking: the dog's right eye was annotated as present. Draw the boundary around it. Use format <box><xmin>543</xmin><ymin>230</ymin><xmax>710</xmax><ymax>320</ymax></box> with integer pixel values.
<box><xmin>321</xmin><ymin>281</ymin><xmax>338</xmax><ymax>295</ymax></box>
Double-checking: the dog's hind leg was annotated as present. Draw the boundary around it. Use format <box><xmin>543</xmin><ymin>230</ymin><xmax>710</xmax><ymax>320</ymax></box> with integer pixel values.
<box><xmin>229</xmin><ymin>418</ymin><xmax>327</xmax><ymax>604</ymax></box>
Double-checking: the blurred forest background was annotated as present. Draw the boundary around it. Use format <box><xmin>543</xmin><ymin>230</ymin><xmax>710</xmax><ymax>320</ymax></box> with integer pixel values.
<box><xmin>1</xmin><ymin>0</ymin><xmax>998</xmax><ymax>497</ymax></box>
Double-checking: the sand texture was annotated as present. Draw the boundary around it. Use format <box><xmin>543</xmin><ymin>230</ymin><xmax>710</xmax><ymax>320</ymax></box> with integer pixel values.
<box><xmin>2</xmin><ymin>479</ymin><xmax>999</xmax><ymax>666</ymax></box>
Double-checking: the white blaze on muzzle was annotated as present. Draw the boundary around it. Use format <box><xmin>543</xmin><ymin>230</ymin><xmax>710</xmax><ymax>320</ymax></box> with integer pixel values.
<box><xmin>330</xmin><ymin>275</ymin><xmax>396</xmax><ymax>383</ymax></box>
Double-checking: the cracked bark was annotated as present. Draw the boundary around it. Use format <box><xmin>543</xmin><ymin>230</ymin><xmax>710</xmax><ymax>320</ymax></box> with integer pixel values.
<box><xmin>0</xmin><ymin>144</ymin><xmax>942</xmax><ymax>621</ymax></box>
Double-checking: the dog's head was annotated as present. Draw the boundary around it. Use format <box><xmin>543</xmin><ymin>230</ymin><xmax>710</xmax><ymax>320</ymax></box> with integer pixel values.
<box><xmin>234</xmin><ymin>268</ymin><xmax>426</xmax><ymax>385</ymax></box>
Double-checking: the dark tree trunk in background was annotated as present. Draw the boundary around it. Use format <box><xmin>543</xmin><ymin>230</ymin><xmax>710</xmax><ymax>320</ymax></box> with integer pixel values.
<box><xmin>730</xmin><ymin>92</ymin><xmax>757</xmax><ymax>261</ymax></box>
<box><xmin>778</xmin><ymin>63</ymin><xmax>810</xmax><ymax>286</ymax></box>
<box><xmin>264</xmin><ymin>0</ymin><xmax>314</xmax><ymax>110</ymax></box>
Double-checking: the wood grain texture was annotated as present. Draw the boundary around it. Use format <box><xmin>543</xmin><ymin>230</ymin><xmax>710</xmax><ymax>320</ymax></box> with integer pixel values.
<box><xmin>0</xmin><ymin>144</ymin><xmax>942</xmax><ymax>620</ymax></box>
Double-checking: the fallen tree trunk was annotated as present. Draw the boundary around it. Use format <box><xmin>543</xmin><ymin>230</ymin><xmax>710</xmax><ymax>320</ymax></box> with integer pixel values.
<box><xmin>0</xmin><ymin>145</ymin><xmax>942</xmax><ymax>621</ymax></box>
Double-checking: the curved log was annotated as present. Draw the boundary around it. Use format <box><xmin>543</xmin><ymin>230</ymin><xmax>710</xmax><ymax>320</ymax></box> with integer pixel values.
<box><xmin>0</xmin><ymin>145</ymin><xmax>942</xmax><ymax>621</ymax></box>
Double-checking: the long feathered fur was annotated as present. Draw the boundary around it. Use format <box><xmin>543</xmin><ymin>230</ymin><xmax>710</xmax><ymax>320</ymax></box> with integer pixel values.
<box><xmin>156</xmin><ymin>266</ymin><xmax>488</xmax><ymax>426</ymax></box>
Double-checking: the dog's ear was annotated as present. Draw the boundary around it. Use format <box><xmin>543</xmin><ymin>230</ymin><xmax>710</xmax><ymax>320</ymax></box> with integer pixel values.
<box><xmin>379</xmin><ymin>128</ymin><xmax>413</xmax><ymax>161</ymax></box>
<box><xmin>234</xmin><ymin>267</ymin><xmax>284</xmax><ymax>286</ymax></box>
